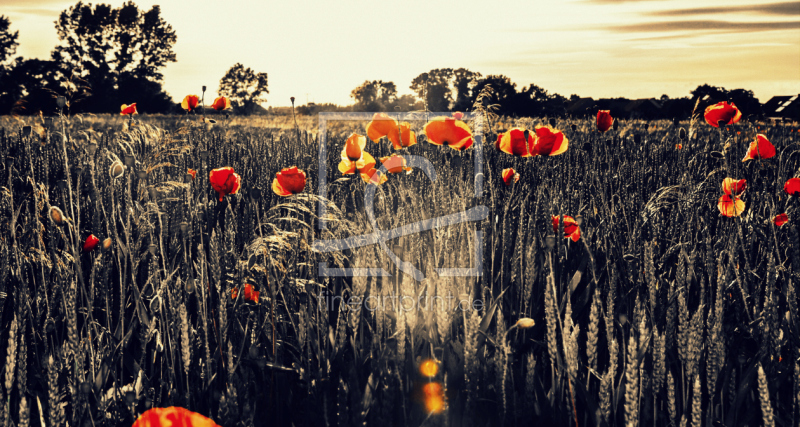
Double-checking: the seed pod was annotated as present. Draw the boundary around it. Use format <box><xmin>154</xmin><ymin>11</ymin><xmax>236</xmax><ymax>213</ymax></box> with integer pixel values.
<box><xmin>679</xmin><ymin>128</ymin><xmax>686</xmax><ymax>140</ymax></box>
<box><xmin>109</xmin><ymin>161</ymin><xmax>125</xmax><ymax>179</ymax></box>
<box><xmin>50</xmin><ymin>206</ymin><xmax>64</xmax><ymax>225</ymax></box>
<box><xmin>185</xmin><ymin>278</ymin><xmax>196</xmax><ymax>294</ymax></box>
<box><xmin>137</xmin><ymin>170</ymin><xmax>147</xmax><ymax>179</ymax></box>
<box><xmin>123</xmin><ymin>154</ymin><xmax>135</xmax><ymax>167</ymax></box>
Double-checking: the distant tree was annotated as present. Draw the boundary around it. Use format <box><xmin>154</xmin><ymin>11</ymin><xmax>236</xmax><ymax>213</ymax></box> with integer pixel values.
<box><xmin>728</xmin><ymin>88</ymin><xmax>762</xmax><ymax>118</ymax></box>
<box><xmin>452</xmin><ymin>68</ymin><xmax>482</xmax><ymax>111</ymax></box>
<box><xmin>218</xmin><ymin>63</ymin><xmax>269</xmax><ymax>114</ymax></box>
<box><xmin>410</xmin><ymin>69</ymin><xmax>454</xmax><ymax>111</ymax></box>
<box><xmin>48</xmin><ymin>1</ymin><xmax>177</xmax><ymax>112</ymax></box>
<box><xmin>0</xmin><ymin>58</ymin><xmax>62</xmax><ymax>114</ymax></box>
<box><xmin>0</xmin><ymin>15</ymin><xmax>19</xmax><ymax>65</ymax></box>
<box><xmin>471</xmin><ymin>75</ymin><xmax>517</xmax><ymax>115</ymax></box>
<box><xmin>690</xmin><ymin>84</ymin><xmax>728</xmax><ymax>103</ymax></box>
<box><xmin>393</xmin><ymin>94</ymin><xmax>423</xmax><ymax>112</ymax></box>
<box><xmin>350</xmin><ymin>80</ymin><xmax>397</xmax><ymax>111</ymax></box>
<box><xmin>53</xmin><ymin>2</ymin><xmax>176</xmax><ymax>81</ymax></box>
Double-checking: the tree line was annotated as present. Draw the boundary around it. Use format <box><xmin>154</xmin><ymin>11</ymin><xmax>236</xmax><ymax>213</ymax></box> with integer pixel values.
<box><xmin>0</xmin><ymin>2</ymin><xmax>765</xmax><ymax>119</ymax></box>
<box><xmin>0</xmin><ymin>2</ymin><xmax>268</xmax><ymax>115</ymax></box>
<box><xmin>346</xmin><ymin>72</ymin><xmax>764</xmax><ymax>120</ymax></box>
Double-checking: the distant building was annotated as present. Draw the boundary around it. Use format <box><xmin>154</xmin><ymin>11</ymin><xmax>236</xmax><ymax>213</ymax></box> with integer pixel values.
<box><xmin>565</xmin><ymin>97</ymin><xmax>595</xmax><ymax>116</ymax></box>
<box><xmin>624</xmin><ymin>98</ymin><xmax>662</xmax><ymax>120</ymax></box>
<box><xmin>763</xmin><ymin>95</ymin><xmax>800</xmax><ymax>121</ymax></box>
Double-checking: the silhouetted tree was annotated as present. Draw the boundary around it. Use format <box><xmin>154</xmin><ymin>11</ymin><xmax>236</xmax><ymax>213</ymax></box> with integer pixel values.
<box><xmin>690</xmin><ymin>84</ymin><xmax>728</xmax><ymax>103</ymax></box>
<box><xmin>471</xmin><ymin>75</ymin><xmax>517</xmax><ymax>115</ymax></box>
<box><xmin>0</xmin><ymin>58</ymin><xmax>61</xmax><ymax>115</ymax></box>
<box><xmin>452</xmin><ymin>68</ymin><xmax>482</xmax><ymax>111</ymax></box>
<box><xmin>728</xmin><ymin>88</ymin><xmax>762</xmax><ymax>118</ymax></box>
<box><xmin>0</xmin><ymin>15</ymin><xmax>18</xmax><ymax>65</ymax></box>
<box><xmin>350</xmin><ymin>80</ymin><xmax>397</xmax><ymax>112</ymax></box>
<box><xmin>49</xmin><ymin>1</ymin><xmax>176</xmax><ymax>112</ymax></box>
<box><xmin>410</xmin><ymin>69</ymin><xmax>454</xmax><ymax>111</ymax></box>
<box><xmin>218</xmin><ymin>63</ymin><xmax>269</xmax><ymax>114</ymax></box>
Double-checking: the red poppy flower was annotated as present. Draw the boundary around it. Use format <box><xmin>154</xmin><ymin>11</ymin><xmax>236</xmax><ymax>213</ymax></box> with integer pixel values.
<box><xmin>784</xmin><ymin>178</ymin><xmax>800</xmax><ymax>197</ymax></box>
<box><xmin>722</xmin><ymin>178</ymin><xmax>746</xmax><ymax>196</ymax></box>
<box><xmin>210</xmin><ymin>96</ymin><xmax>231</xmax><ymax>111</ymax></box>
<box><xmin>596</xmin><ymin>110</ymin><xmax>613</xmax><ymax>133</ymax></box>
<box><xmin>120</xmin><ymin>103</ymin><xmax>137</xmax><ymax>115</ymax></box>
<box><xmin>344</xmin><ymin>133</ymin><xmax>365</xmax><ymax>161</ymax></box>
<box><xmin>132</xmin><ymin>406</ymin><xmax>221</xmax><ymax>427</ymax></box>
<box><xmin>419</xmin><ymin>359</ymin><xmax>439</xmax><ymax>377</ymax></box>
<box><xmin>394</xmin><ymin>122</ymin><xmax>417</xmax><ymax>149</ymax></box>
<box><xmin>532</xmin><ymin>125</ymin><xmax>569</xmax><ymax>156</ymax></box>
<box><xmin>338</xmin><ymin>134</ymin><xmax>377</xmax><ymax>174</ymax></box>
<box><xmin>83</xmin><ymin>234</ymin><xmax>100</xmax><ymax>252</ymax></box>
<box><xmin>496</xmin><ymin>128</ymin><xmax>535</xmax><ymax>157</ymax></box>
<box><xmin>272</xmin><ymin>166</ymin><xmax>306</xmax><ymax>196</ymax></box>
<box><xmin>502</xmin><ymin>168</ymin><xmax>519</xmax><ymax>186</ymax></box>
<box><xmin>704</xmin><ymin>101</ymin><xmax>741</xmax><ymax>127</ymax></box>
<box><xmin>773</xmin><ymin>213</ymin><xmax>788</xmax><ymax>227</ymax></box>
<box><xmin>187</xmin><ymin>168</ymin><xmax>197</xmax><ymax>181</ymax></box>
<box><xmin>718</xmin><ymin>194</ymin><xmax>745</xmax><ymax>217</ymax></box>
<box><xmin>366</xmin><ymin>113</ymin><xmax>400</xmax><ymax>145</ymax></box>
<box><xmin>360</xmin><ymin>167</ymin><xmax>388</xmax><ymax>185</ymax></box>
<box><xmin>232</xmin><ymin>283</ymin><xmax>259</xmax><ymax>303</ymax></box>
<box><xmin>422</xmin><ymin>382</ymin><xmax>445</xmax><ymax>414</ymax></box>
<box><xmin>552</xmin><ymin>215</ymin><xmax>581</xmax><ymax>242</ymax></box>
<box><xmin>380</xmin><ymin>154</ymin><xmax>412</xmax><ymax>174</ymax></box>
<box><xmin>181</xmin><ymin>95</ymin><xmax>199</xmax><ymax>112</ymax></box>
<box><xmin>676</xmin><ymin>144</ymin><xmax>682</xmax><ymax>150</ymax></box>
<box><xmin>742</xmin><ymin>134</ymin><xmax>776</xmax><ymax>161</ymax></box>
<box><xmin>209</xmin><ymin>167</ymin><xmax>242</xmax><ymax>202</ymax></box>
<box><xmin>424</xmin><ymin>116</ymin><xmax>473</xmax><ymax>150</ymax></box>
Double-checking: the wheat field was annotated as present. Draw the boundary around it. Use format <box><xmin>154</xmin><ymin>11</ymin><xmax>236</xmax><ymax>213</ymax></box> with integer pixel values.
<box><xmin>0</xmin><ymin>108</ymin><xmax>798</xmax><ymax>427</ymax></box>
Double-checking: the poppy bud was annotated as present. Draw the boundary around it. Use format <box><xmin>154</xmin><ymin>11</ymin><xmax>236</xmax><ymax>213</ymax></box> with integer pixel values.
<box><xmin>56</xmin><ymin>96</ymin><xmax>67</xmax><ymax>108</ymax></box>
<box><xmin>102</xmin><ymin>237</ymin><xmax>112</xmax><ymax>251</ymax></box>
<box><xmin>185</xmin><ymin>278</ymin><xmax>196</xmax><ymax>294</ymax></box>
<box><xmin>109</xmin><ymin>161</ymin><xmax>125</xmax><ymax>179</ymax></box>
<box><xmin>515</xmin><ymin>318</ymin><xmax>535</xmax><ymax>329</ymax></box>
<box><xmin>137</xmin><ymin>170</ymin><xmax>146</xmax><ymax>179</ymax></box>
<box><xmin>86</xmin><ymin>142</ymin><xmax>97</xmax><ymax>155</ymax></box>
<box><xmin>612</xmin><ymin>119</ymin><xmax>619</xmax><ymax>131</ymax></box>
<box><xmin>179</xmin><ymin>222</ymin><xmax>188</xmax><ymax>233</ymax></box>
<box><xmin>150</xmin><ymin>297</ymin><xmax>160</xmax><ymax>313</ymax></box>
<box><xmin>50</xmin><ymin>206</ymin><xmax>64</xmax><ymax>225</ymax></box>
<box><xmin>202</xmin><ymin>85</ymin><xmax>207</xmax><ymax>92</ymax></box>
<box><xmin>545</xmin><ymin>235</ymin><xmax>556</xmax><ymax>249</ymax></box>
<box><xmin>249</xmin><ymin>188</ymin><xmax>261</xmax><ymax>200</ymax></box>
<box><xmin>83</xmin><ymin>234</ymin><xmax>99</xmax><ymax>252</ymax></box>
<box><xmin>148</xmin><ymin>243</ymin><xmax>158</xmax><ymax>256</ymax></box>
<box><xmin>123</xmin><ymin>154</ymin><xmax>135</xmax><ymax>167</ymax></box>
<box><xmin>80</xmin><ymin>382</ymin><xmax>92</xmax><ymax>395</ymax></box>
<box><xmin>290</xmin><ymin>97</ymin><xmax>295</xmax><ymax>104</ymax></box>
<box><xmin>678</xmin><ymin>128</ymin><xmax>686</xmax><ymax>140</ymax></box>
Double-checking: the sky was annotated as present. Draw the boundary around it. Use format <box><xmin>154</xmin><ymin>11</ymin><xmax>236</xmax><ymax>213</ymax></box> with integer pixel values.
<box><xmin>3</xmin><ymin>0</ymin><xmax>799</xmax><ymax>107</ymax></box>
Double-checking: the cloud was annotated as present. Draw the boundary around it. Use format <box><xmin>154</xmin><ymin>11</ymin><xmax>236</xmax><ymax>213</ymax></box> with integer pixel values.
<box><xmin>608</xmin><ymin>20</ymin><xmax>800</xmax><ymax>33</ymax></box>
<box><xmin>648</xmin><ymin>2</ymin><xmax>800</xmax><ymax>16</ymax></box>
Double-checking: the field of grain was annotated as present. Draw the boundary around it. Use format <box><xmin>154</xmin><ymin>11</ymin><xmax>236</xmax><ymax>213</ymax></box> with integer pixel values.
<box><xmin>0</xmin><ymin>108</ymin><xmax>798</xmax><ymax>427</ymax></box>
